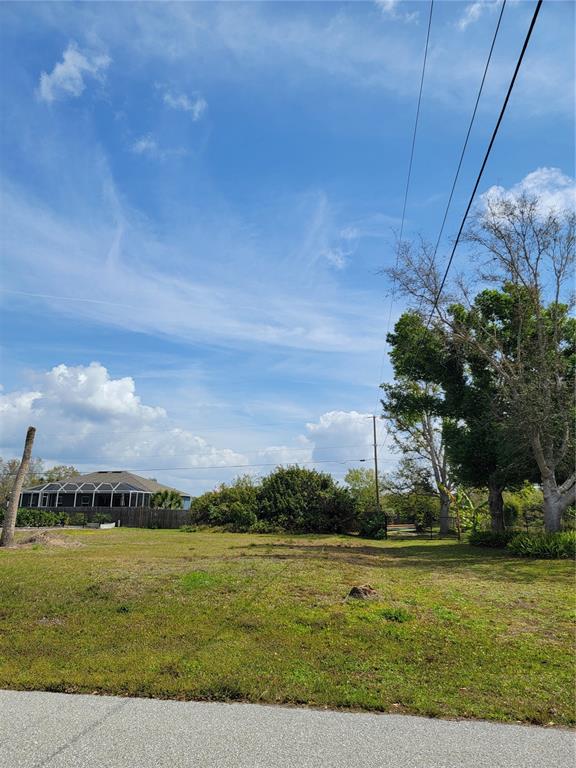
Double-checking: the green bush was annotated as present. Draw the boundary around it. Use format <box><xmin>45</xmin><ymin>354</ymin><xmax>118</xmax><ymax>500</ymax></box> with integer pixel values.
<box><xmin>358</xmin><ymin>507</ymin><xmax>388</xmax><ymax>539</ymax></box>
<box><xmin>190</xmin><ymin>476</ymin><xmax>259</xmax><ymax>532</ymax></box>
<box><xmin>248</xmin><ymin>519</ymin><xmax>282</xmax><ymax>534</ymax></box>
<box><xmin>1</xmin><ymin>508</ymin><xmax>69</xmax><ymax>527</ymax></box>
<box><xmin>258</xmin><ymin>466</ymin><xmax>355</xmax><ymax>534</ymax></box>
<box><xmin>507</xmin><ymin>532</ymin><xmax>576</xmax><ymax>559</ymax></box>
<box><xmin>468</xmin><ymin>530</ymin><xmax>514</xmax><ymax>548</ymax></box>
<box><xmin>93</xmin><ymin>512</ymin><xmax>112</xmax><ymax>524</ymax></box>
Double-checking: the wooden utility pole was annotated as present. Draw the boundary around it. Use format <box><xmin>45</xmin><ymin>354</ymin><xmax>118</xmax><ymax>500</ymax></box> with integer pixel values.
<box><xmin>372</xmin><ymin>416</ymin><xmax>387</xmax><ymax>539</ymax></box>
<box><xmin>0</xmin><ymin>426</ymin><xmax>36</xmax><ymax>548</ymax></box>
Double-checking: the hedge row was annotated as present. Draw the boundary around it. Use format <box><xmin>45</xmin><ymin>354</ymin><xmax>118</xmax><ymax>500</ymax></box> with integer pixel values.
<box><xmin>0</xmin><ymin>509</ymin><xmax>114</xmax><ymax>528</ymax></box>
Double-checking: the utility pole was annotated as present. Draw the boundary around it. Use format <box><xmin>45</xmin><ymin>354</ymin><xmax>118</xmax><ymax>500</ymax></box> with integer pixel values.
<box><xmin>0</xmin><ymin>426</ymin><xmax>36</xmax><ymax>548</ymax></box>
<box><xmin>372</xmin><ymin>415</ymin><xmax>387</xmax><ymax>539</ymax></box>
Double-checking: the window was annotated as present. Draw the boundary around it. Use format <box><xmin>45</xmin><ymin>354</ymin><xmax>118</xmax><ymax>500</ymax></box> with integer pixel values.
<box><xmin>81</xmin><ymin>495</ymin><xmax>91</xmax><ymax>506</ymax></box>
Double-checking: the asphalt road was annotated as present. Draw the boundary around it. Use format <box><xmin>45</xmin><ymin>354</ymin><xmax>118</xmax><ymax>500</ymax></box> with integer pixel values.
<box><xmin>1</xmin><ymin>690</ymin><xmax>573</xmax><ymax>768</ymax></box>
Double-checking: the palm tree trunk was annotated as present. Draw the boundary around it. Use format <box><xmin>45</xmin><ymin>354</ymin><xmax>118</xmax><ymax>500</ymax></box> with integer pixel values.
<box><xmin>1</xmin><ymin>427</ymin><xmax>36</xmax><ymax>548</ymax></box>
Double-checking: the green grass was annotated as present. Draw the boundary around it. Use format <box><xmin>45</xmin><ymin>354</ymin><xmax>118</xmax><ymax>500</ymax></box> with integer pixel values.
<box><xmin>0</xmin><ymin>528</ymin><xmax>574</xmax><ymax>726</ymax></box>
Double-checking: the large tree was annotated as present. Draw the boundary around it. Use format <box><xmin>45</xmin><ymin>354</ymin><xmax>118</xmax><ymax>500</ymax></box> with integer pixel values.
<box><xmin>386</xmin><ymin>312</ymin><xmax>534</xmax><ymax>532</ymax></box>
<box><xmin>381</xmin><ymin>379</ymin><xmax>455</xmax><ymax>535</ymax></box>
<box><xmin>387</xmin><ymin>193</ymin><xmax>575</xmax><ymax>532</ymax></box>
<box><xmin>0</xmin><ymin>456</ymin><xmax>44</xmax><ymax>512</ymax></box>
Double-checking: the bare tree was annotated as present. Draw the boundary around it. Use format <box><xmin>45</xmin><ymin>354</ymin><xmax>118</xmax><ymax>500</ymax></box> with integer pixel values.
<box><xmin>0</xmin><ymin>427</ymin><xmax>36</xmax><ymax>548</ymax></box>
<box><xmin>381</xmin><ymin>381</ymin><xmax>455</xmax><ymax>535</ymax></box>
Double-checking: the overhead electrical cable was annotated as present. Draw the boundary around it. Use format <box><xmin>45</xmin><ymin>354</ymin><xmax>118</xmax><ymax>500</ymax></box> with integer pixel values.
<box><xmin>427</xmin><ymin>0</ymin><xmax>507</xmax><ymax>276</ymax></box>
<box><xmin>422</xmin><ymin>0</ymin><xmax>543</xmax><ymax>330</ymax></box>
<box><xmin>374</xmin><ymin>0</ymin><xmax>434</xmax><ymax>414</ymax></box>
<box><xmin>7</xmin><ymin>458</ymin><xmax>373</xmax><ymax>477</ymax></box>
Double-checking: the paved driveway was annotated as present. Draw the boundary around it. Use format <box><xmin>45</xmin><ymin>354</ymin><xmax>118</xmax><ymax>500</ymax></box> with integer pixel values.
<box><xmin>1</xmin><ymin>690</ymin><xmax>573</xmax><ymax>768</ymax></box>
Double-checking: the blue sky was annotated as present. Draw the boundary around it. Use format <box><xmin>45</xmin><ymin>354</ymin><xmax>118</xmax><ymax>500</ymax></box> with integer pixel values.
<box><xmin>0</xmin><ymin>0</ymin><xmax>574</xmax><ymax>494</ymax></box>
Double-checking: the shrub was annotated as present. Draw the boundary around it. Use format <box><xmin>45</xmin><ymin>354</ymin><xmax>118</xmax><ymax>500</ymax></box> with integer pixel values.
<box><xmin>190</xmin><ymin>476</ymin><xmax>259</xmax><ymax>532</ymax></box>
<box><xmin>248</xmin><ymin>519</ymin><xmax>282</xmax><ymax>534</ymax></box>
<box><xmin>507</xmin><ymin>532</ymin><xmax>576</xmax><ymax>559</ymax></box>
<box><xmin>357</xmin><ymin>506</ymin><xmax>388</xmax><ymax>539</ymax></box>
<box><xmin>258</xmin><ymin>466</ymin><xmax>355</xmax><ymax>534</ymax></box>
<box><xmin>93</xmin><ymin>512</ymin><xmax>112</xmax><ymax>524</ymax></box>
<box><xmin>468</xmin><ymin>530</ymin><xmax>514</xmax><ymax>548</ymax></box>
<box><xmin>0</xmin><ymin>508</ymin><xmax>69</xmax><ymax>527</ymax></box>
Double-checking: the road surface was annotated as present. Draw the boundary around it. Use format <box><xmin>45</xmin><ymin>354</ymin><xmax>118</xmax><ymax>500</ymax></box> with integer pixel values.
<box><xmin>0</xmin><ymin>689</ymin><xmax>573</xmax><ymax>768</ymax></box>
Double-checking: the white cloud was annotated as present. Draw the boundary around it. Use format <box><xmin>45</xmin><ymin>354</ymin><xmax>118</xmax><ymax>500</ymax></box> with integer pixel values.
<box><xmin>482</xmin><ymin>167</ymin><xmax>576</xmax><ymax>215</ymax></box>
<box><xmin>131</xmin><ymin>135</ymin><xmax>158</xmax><ymax>156</ymax></box>
<box><xmin>374</xmin><ymin>0</ymin><xmax>419</xmax><ymax>24</ymax></box>
<box><xmin>0</xmin><ymin>363</ymin><xmax>247</xmax><ymax>493</ymax></box>
<box><xmin>321</xmin><ymin>247</ymin><xmax>348</xmax><ymax>270</ymax></box>
<box><xmin>39</xmin><ymin>363</ymin><xmax>165</xmax><ymax>422</ymax></box>
<box><xmin>162</xmin><ymin>90</ymin><xmax>207</xmax><ymax>121</ymax></box>
<box><xmin>305</xmin><ymin>411</ymin><xmax>372</xmax><ymax>463</ymax></box>
<box><xmin>130</xmin><ymin>134</ymin><xmax>189</xmax><ymax>160</ymax></box>
<box><xmin>0</xmin><ymin>365</ymin><xmax>392</xmax><ymax>492</ymax></box>
<box><xmin>25</xmin><ymin>2</ymin><xmax>573</xmax><ymax>117</ymax></box>
<box><xmin>37</xmin><ymin>42</ymin><xmax>111</xmax><ymax>103</ymax></box>
<box><xmin>1</xmin><ymin>178</ymin><xmax>385</xmax><ymax>355</ymax></box>
<box><xmin>457</xmin><ymin>2</ymin><xmax>487</xmax><ymax>31</ymax></box>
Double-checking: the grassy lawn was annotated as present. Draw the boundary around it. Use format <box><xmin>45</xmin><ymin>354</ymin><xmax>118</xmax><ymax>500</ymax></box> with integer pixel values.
<box><xmin>0</xmin><ymin>528</ymin><xmax>574</xmax><ymax>726</ymax></box>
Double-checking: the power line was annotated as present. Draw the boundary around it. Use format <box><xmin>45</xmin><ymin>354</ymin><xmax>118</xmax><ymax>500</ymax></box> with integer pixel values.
<box><xmin>422</xmin><ymin>0</ymin><xmax>543</xmax><ymax>330</ymax></box>
<box><xmin>375</xmin><ymin>0</ymin><xmax>434</xmax><ymax>414</ymax></box>
<box><xmin>4</xmin><ymin>456</ymin><xmax>388</xmax><ymax>473</ymax></box>
<box><xmin>427</xmin><ymin>0</ymin><xmax>507</xmax><ymax>278</ymax></box>
<box><xmin>4</xmin><ymin>458</ymin><xmax>373</xmax><ymax>477</ymax></box>
<box><xmin>112</xmin><ymin>459</ymin><xmax>370</xmax><ymax>471</ymax></box>
<box><xmin>396</xmin><ymin>0</ymin><xmax>434</xmax><ymax>249</ymax></box>
<box><xmin>16</xmin><ymin>414</ymin><xmax>375</xmax><ymax>440</ymax></box>
<box><xmin>14</xmin><ymin>443</ymin><xmax>379</xmax><ymax>458</ymax></box>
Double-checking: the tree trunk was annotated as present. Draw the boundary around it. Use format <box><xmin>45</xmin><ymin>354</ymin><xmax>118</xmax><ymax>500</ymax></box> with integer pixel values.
<box><xmin>0</xmin><ymin>426</ymin><xmax>36</xmax><ymax>548</ymax></box>
<box><xmin>488</xmin><ymin>479</ymin><xmax>505</xmax><ymax>533</ymax></box>
<box><xmin>439</xmin><ymin>491</ymin><xmax>450</xmax><ymax>536</ymax></box>
<box><xmin>542</xmin><ymin>476</ymin><xmax>564</xmax><ymax>533</ymax></box>
<box><xmin>531</xmin><ymin>436</ymin><xmax>576</xmax><ymax>533</ymax></box>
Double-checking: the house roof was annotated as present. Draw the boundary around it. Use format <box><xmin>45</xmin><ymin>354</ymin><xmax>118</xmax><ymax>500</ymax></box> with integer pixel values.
<box><xmin>22</xmin><ymin>471</ymin><xmax>190</xmax><ymax>497</ymax></box>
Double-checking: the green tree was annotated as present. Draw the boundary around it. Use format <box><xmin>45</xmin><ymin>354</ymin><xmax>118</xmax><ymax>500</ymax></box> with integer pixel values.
<box><xmin>380</xmin><ymin>379</ymin><xmax>455</xmax><ymax>535</ymax></box>
<box><xmin>38</xmin><ymin>465</ymin><xmax>79</xmax><ymax>483</ymax></box>
<box><xmin>0</xmin><ymin>456</ymin><xmax>44</xmax><ymax>513</ymax></box>
<box><xmin>386</xmin><ymin>193</ymin><xmax>575</xmax><ymax>532</ymax></box>
<box><xmin>344</xmin><ymin>467</ymin><xmax>387</xmax><ymax>537</ymax></box>
<box><xmin>386</xmin><ymin>312</ymin><xmax>532</xmax><ymax>532</ymax></box>
<box><xmin>190</xmin><ymin>475</ymin><xmax>259</xmax><ymax>531</ymax></box>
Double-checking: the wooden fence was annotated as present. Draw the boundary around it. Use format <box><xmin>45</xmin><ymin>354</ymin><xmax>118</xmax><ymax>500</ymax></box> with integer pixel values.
<box><xmin>39</xmin><ymin>506</ymin><xmax>190</xmax><ymax>530</ymax></box>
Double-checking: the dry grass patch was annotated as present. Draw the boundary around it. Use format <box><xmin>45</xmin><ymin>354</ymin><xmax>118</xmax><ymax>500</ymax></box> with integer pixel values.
<box><xmin>14</xmin><ymin>531</ymin><xmax>86</xmax><ymax>549</ymax></box>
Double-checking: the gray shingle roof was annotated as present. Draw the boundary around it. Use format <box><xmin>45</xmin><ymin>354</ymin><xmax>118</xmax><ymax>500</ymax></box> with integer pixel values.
<box><xmin>23</xmin><ymin>471</ymin><xmax>190</xmax><ymax>496</ymax></box>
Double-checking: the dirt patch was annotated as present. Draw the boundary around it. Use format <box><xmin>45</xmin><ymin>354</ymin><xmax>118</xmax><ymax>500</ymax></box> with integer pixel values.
<box><xmin>15</xmin><ymin>532</ymin><xmax>85</xmax><ymax>549</ymax></box>
<box><xmin>346</xmin><ymin>584</ymin><xmax>380</xmax><ymax>600</ymax></box>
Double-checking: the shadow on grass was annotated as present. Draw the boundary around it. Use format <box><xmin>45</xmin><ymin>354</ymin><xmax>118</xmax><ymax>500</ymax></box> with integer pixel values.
<box><xmin>240</xmin><ymin>542</ymin><xmax>567</xmax><ymax>583</ymax></box>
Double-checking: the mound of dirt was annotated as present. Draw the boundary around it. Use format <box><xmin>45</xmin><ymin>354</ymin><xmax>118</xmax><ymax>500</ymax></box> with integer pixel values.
<box><xmin>346</xmin><ymin>584</ymin><xmax>380</xmax><ymax>600</ymax></box>
<box><xmin>15</xmin><ymin>531</ymin><xmax>85</xmax><ymax>549</ymax></box>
